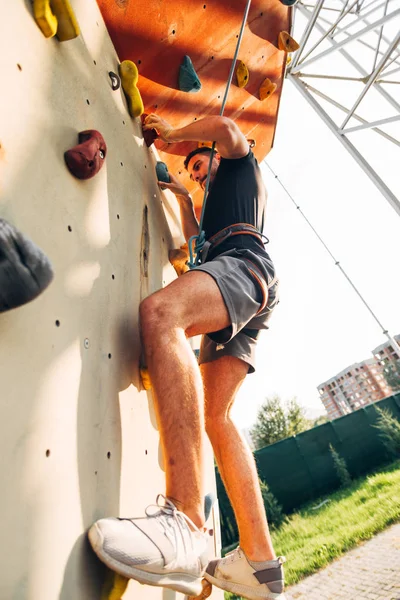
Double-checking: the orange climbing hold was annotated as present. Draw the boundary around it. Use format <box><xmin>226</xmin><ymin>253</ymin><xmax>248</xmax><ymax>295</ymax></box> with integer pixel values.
<box><xmin>236</xmin><ymin>60</ymin><xmax>249</xmax><ymax>88</ymax></box>
<box><xmin>169</xmin><ymin>244</ymin><xmax>190</xmax><ymax>277</ymax></box>
<box><xmin>259</xmin><ymin>78</ymin><xmax>277</xmax><ymax>101</ymax></box>
<box><xmin>188</xmin><ymin>579</ymin><xmax>213</xmax><ymax>600</ymax></box>
<box><xmin>278</xmin><ymin>31</ymin><xmax>300</xmax><ymax>53</ymax></box>
<box><xmin>140</xmin><ymin>366</ymin><xmax>152</xmax><ymax>391</ymax></box>
<box><xmin>198</xmin><ymin>141</ymin><xmax>213</xmax><ymax>149</ymax></box>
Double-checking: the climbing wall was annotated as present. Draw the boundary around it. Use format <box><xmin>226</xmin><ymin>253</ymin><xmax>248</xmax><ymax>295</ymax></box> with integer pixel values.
<box><xmin>96</xmin><ymin>0</ymin><xmax>291</xmax><ymax>214</ymax></box>
<box><xmin>0</xmin><ymin>2</ymin><xmax>222</xmax><ymax>599</ymax></box>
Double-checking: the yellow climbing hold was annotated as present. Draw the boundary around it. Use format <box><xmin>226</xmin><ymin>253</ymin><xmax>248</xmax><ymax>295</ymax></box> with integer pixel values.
<box><xmin>101</xmin><ymin>570</ymin><xmax>129</xmax><ymax>600</ymax></box>
<box><xmin>119</xmin><ymin>60</ymin><xmax>144</xmax><ymax>119</ymax></box>
<box><xmin>259</xmin><ymin>78</ymin><xmax>277</xmax><ymax>101</ymax></box>
<box><xmin>278</xmin><ymin>31</ymin><xmax>300</xmax><ymax>53</ymax></box>
<box><xmin>287</xmin><ymin>55</ymin><xmax>292</xmax><ymax>65</ymax></box>
<box><xmin>169</xmin><ymin>243</ymin><xmax>190</xmax><ymax>277</ymax></box>
<box><xmin>51</xmin><ymin>0</ymin><xmax>80</xmax><ymax>41</ymax></box>
<box><xmin>33</xmin><ymin>0</ymin><xmax>79</xmax><ymax>41</ymax></box>
<box><xmin>33</xmin><ymin>0</ymin><xmax>58</xmax><ymax>38</ymax></box>
<box><xmin>140</xmin><ymin>366</ymin><xmax>152</xmax><ymax>391</ymax></box>
<box><xmin>236</xmin><ymin>60</ymin><xmax>249</xmax><ymax>88</ymax></box>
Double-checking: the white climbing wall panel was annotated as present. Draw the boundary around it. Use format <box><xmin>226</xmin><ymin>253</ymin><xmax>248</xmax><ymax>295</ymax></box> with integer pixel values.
<box><xmin>0</xmin><ymin>2</ymin><xmax>222</xmax><ymax>599</ymax></box>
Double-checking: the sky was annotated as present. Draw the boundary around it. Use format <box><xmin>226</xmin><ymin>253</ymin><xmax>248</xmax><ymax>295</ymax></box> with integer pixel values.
<box><xmin>231</xmin><ymin>62</ymin><xmax>400</xmax><ymax>430</ymax></box>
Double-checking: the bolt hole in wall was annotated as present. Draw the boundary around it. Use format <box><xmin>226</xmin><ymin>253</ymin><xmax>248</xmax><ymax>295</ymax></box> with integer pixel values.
<box><xmin>86</xmin><ymin>99</ymin><xmax>90</xmax><ymax>105</ymax></box>
<box><xmin>68</xmin><ymin>225</ymin><xmax>72</xmax><ymax>232</ymax></box>
<box><xmin>93</xmin><ymin>60</ymin><xmax>96</xmax><ymax>66</ymax></box>
<box><xmin>17</xmin><ymin>63</ymin><xmax>22</xmax><ymax>71</ymax></box>
<box><xmin>46</xmin><ymin>449</ymin><xmax>50</xmax><ymax>457</ymax></box>
<box><xmin>107</xmin><ymin>452</ymin><xmax>111</xmax><ymax>459</ymax></box>
<box><xmin>108</xmin><ymin>353</ymin><xmax>112</xmax><ymax>359</ymax></box>
<box><xmin>117</xmin><ymin>214</ymin><xmax>120</xmax><ymax>220</ymax></box>
<box><xmin>112</xmin><ymin>274</ymin><xmax>115</xmax><ymax>280</ymax></box>
<box><xmin>55</xmin><ymin>320</ymin><xmax>60</xmax><ymax>327</ymax></box>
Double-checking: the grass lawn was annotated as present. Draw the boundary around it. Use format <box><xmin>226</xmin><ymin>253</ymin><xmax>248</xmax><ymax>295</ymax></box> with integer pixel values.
<box><xmin>223</xmin><ymin>460</ymin><xmax>400</xmax><ymax>598</ymax></box>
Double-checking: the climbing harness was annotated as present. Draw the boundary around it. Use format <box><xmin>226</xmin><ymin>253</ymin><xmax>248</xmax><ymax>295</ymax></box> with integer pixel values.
<box><xmin>199</xmin><ymin>223</ymin><xmax>268</xmax><ymax>263</ymax></box>
<box><xmin>188</xmin><ymin>0</ymin><xmax>253</xmax><ymax>269</ymax></box>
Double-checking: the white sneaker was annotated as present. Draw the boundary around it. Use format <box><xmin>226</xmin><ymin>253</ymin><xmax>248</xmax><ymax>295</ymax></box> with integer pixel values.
<box><xmin>205</xmin><ymin>547</ymin><xmax>286</xmax><ymax>600</ymax></box>
<box><xmin>88</xmin><ymin>495</ymin><xmax>210</xmax><ymax>596</ymax></box>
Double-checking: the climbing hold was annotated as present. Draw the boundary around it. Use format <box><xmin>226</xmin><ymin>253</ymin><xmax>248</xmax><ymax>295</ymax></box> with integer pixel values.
<box><xmin>247</xmin><ymin>139</ymin><xmax>256</xmax><ymax>148</ymax></box>
<box><xmin>198</xmin><ymin>141</ymin><xmax>213</xmax><ymax>149</ymax></box>
<box><xmin>109</xmin><ymin>71</ymin><xmax>121</xmax><ymax>91</ymax></box>
<box><xmin>179</xmin><ymin>56</ymin><xmax>202</xmax><ymax>93</ymax></box>
<box><xmin>140</xmin><ymin>366</ymin><xmax>152</xmax><ymax>391</ymax></box>
<box><xmin>141</xmin><ymin>114</ymin><xmax>158</xmax><ymax>147</ymax></box>
<box><xmin>33</xmin><ymin>0</ymin><xmax>58</xmax><ymax>38</ymax></box>
<box><xmin>187</xmin><ymin>579</ymin><xmax>213</xmax><ymax>600</ymax></box>
<box><xmin>119</xmin><ymin>60</ymin><xmax>144</xmax><ymax>118</ymax></box>
<box><xmin>169</xmin><ymin>244</ymin><xmax>189</xmax><ymax>277</ymax></box>
<box><xmin>0</xmin><ymin>219</ymin><xmax>54</xmax><ymax>313</ymax></box>
<box><xmin>236</xmin><ymin>60</ymin><xmax>249</xmax><ymax>88</ymax></box>
<box><xmin>51</xmin><ymin>0</ymin><xmax>80</xmax><ymax>41</ymax></box>
<box><xmin>101</xmin><ymin>569</ymin><xmax>129</xmax><ymax>600</ymax></box>
<box><xmin>64</xmin><ymin>130</ymin><xmax>107</xmax><ymax>180</ymax></box>
<box><xmin>259</xmin><ymin>78</ymin><xmax>277</xmax><ymax>101</ymax></box>
<box><xmin>204</xmin><ymin>492</ymin><xmax>216</xmax><ymax>522</ymax></box>
<box><xmin>278</xmin><ymin>31</ymin><xmax>300</xmax><ymax>53</ymax></box>
<box><xmin>286</xmin><ymin>55</ymin><xmax>292</xmax><ymax>65</ymax></box>
<box><xmin>156</xmin><ymin>161</ymin><xmax>170</xmax><ymax>185</ymax></box>
<box><xmin>280</xmin><ymin>0</ymin><xmax>298</xmax><ymax>5</ymax></box>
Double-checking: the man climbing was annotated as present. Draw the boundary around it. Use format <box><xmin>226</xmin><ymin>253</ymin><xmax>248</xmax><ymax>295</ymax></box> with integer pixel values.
<box><xmin>88</xmin><ymin>114</ymin><xmax>285</xmax><ymax>600</ymax></box>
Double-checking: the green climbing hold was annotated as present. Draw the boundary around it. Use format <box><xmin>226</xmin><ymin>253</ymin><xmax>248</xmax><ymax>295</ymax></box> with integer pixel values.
<box><xmin>156</xmin><ymin>161</ymin><xmax>170</xmax><ymax>184</ymax></box>
<box><xmin>179</xmin><ymin>55</ymin><xmax>202</xmax><ymax>93</ymax></box>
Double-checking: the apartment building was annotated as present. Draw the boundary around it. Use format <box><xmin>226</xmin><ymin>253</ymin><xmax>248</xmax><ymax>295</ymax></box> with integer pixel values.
<box><xmin>318</xmin><ymin>335</ymin><xmax>400</xmax><ymax>420</ymax></box>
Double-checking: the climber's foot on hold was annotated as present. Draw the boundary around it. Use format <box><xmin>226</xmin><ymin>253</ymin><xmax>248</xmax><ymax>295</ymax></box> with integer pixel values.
<box><xmin>88</xmin><ymin>495</ymin><xmax>209</xmax><ymax>596</ymax></box>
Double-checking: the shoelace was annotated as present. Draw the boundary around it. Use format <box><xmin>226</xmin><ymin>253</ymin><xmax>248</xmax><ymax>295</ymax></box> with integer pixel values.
<box><xmin>144</xmin><ymin>494</ymin><xmax>202</xmax><ymax>557</ymax></box>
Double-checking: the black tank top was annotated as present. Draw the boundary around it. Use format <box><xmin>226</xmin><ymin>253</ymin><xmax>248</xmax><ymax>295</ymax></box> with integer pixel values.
<box><xmin>202</xmin><ymin>150</ymin><xmax>267</xmax><ymax>259</ymax></box>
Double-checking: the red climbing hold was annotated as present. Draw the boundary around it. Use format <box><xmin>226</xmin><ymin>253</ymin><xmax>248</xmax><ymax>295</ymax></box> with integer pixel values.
<box><xmin>141</xmin><ymin>114</ymin><xmax>158</xmax><ymax>147</ymax></box>
<box><xmin>64</xmin><ymin>130</ymin><xmax>107</xmax><ymax>179</ymax></box>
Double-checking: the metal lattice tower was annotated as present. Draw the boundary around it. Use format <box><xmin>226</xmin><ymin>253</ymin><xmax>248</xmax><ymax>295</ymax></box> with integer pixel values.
<box><xmin>286</xmin><ymin>0</ymin><xmax>400</xmax><ymax>216</ymax></box>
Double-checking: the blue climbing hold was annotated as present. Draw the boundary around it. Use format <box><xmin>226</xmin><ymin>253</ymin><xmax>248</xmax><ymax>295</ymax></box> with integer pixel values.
<box><xmin>156</xmin><ymin>161</ymin><xmax>170</xmax><ymax>184</ymax></box>
<box><xmin>179</xmin><ymin>55</ymin><xmax>202</xmax><ymax>93</ymax></box>
<box><xmin>280</xmin><ymin>0</ymin><xmax>298</xmax><ymax>5</ymax></box>
<box><xmin>204</xmin><ymin>492</ymin><xmax>216</xmax><ymax>522</ymax></box>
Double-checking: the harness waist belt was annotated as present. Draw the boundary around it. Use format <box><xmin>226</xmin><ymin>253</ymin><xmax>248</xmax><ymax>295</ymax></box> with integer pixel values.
<box><xmin>206</xmin><ymin>223</ymin><xmax>265</xmax><ymax>254</ymax></box>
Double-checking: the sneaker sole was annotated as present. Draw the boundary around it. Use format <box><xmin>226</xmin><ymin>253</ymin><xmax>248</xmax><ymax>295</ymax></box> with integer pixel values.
<box><xmin>204</xmin><ymin>571</ymin><xmax>287</xmax><ymax>600</ymax></box>
<box><xmin>88</xmin><ymin>522</ymin><xmax>204</xmax><ymax>596</ymax></box>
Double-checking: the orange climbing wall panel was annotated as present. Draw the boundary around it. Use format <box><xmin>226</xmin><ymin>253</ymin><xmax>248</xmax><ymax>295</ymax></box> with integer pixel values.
<box><xmin>96</xmin><ymin>0</ymin><xmax>291</xmax><ymax>208</ymax></box>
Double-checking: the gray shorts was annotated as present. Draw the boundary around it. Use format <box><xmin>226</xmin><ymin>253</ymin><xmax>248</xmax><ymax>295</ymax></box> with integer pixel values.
<box><xmin>192</xmin><ymin>247</ymin><xmax>279</xmax><ymax>373</ymax></box>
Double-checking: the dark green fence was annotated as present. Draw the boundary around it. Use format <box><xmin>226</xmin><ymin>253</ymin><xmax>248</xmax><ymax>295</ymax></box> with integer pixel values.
<box><xmin>216</xmin><ymin>394</ymin><xmax>400</xmax><ymax>548</ymax></box>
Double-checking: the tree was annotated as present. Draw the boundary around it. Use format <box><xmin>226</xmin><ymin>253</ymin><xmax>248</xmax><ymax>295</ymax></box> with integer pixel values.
<box><xmin>374</xmin><ymin>407</ymin><xmax>400</xmax><ymax>456</ymax></box>
<box><xmin>382</xmin><ymin>359</ymin><xmax>400</xmax><ymax>392</ymax></box>
<box><xmin>329</xmin><ymin>444</ymin><xmax>351</xmax><ymax>487</ymax></box>
<box><xmin>250</xmin><ymin>395</ymin><xmax>310</xmax><ymax>450</ymax></box>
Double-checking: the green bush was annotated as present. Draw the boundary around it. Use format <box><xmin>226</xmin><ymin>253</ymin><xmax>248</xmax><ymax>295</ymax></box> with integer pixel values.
<box><xmin>374</xmin><ymin>407</ymin><xmax>400</xmax><ymax>456</ymax></box>
<box><xmin>260</xmin><ymin>479</ymin><xmax>284</xmax><ymax>528</ymax></box>
<box><xmin>329</xmin><ymin>444</ymin><xmax>351</xmax><ymax>487</ymax></box>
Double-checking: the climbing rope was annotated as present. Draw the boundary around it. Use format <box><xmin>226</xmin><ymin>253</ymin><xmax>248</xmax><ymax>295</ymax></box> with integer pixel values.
<box><xmin>188</xmin><ymin>0</ymin><xmax>253</xmax><ymax>268</ymax></box>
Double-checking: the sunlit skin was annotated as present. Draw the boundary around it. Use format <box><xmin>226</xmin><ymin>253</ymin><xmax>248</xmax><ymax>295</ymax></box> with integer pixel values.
<box><xmin>187</xmin><ymin>154</ymin><xmax>221</xmax><ymax>190</ymax></box>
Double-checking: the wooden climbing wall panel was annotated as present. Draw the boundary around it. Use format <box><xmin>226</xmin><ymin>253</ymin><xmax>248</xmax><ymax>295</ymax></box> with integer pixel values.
<box><xmin>0</xmin><ymin>1</ymin><xmax>222</xmax><ymax>599</ymax></box>
<box><xmin>96</xmin><ymin>0</ymin><xmax>291</xmax><ymax>210</ymax></box>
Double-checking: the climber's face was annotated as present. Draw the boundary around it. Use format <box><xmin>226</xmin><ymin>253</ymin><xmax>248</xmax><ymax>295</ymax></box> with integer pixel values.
<box><xmin>187</xmin><ymin>153</ymin><xmax>220</xmax><ymax>190</ymax></box>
